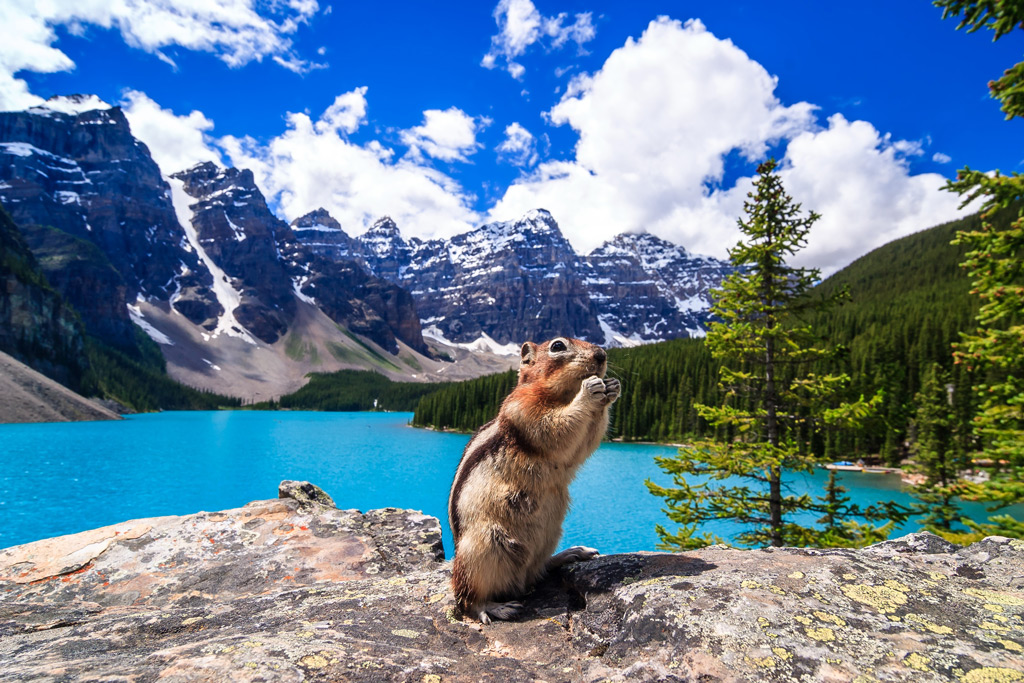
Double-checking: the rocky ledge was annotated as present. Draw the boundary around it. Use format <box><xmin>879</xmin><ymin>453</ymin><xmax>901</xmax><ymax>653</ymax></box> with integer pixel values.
<box><xmin>1</xmin><ymin>482</ymin><xmax>1022</xmax><ymax>682</ymax></box>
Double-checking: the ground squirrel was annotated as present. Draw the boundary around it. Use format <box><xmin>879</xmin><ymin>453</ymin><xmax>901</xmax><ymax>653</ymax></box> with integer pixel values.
<box><xmin>447</xmin><ymin>336</ymin><xmax>621</xmax><ymax>623</ymax></box>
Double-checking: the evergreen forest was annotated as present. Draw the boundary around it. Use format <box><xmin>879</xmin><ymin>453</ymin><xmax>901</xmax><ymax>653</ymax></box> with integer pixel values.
<box><xmin>268</xmin><ymin>369</ymin><xmax>456</xmax><ymax>412</ymax></box>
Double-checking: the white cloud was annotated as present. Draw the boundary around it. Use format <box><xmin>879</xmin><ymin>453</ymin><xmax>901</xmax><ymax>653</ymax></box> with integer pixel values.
<box><xmin>317</xmin><ymin>88</ymin><xmax>369</xmax><ymax>135</ymax></box>
<box><xmin>496</xmin><ymin>122</ymin><xmax>538</xmax><ymax>167</ymax></box>
<box><xmin>219</xmin><ymin>88</ymin><xmax>480</xmax><ymax>240</ymax></box>
<box><xmin>933</xmin><ymin>152</ymin><xmax>953</xmax><ymax>164</ymax></box>
<box><xmin>777</xmin><ymin>115</ymin><xmax>963</xmax><ymax>272</ymax></box>
<box><xmin>489</xmin><ymin>17</ymin><xmax>967</xmax><ymax>274</ymax></box>
<box><xmin>482</xmin><ymin>0</ymin><xmax>596</xmax><ymax>79</ymax></box>
<box><xmin>400</xmin><ymin>107</ymin><xmax>486</xmax><ymax>162</ymax></box>
<box><xmin>121</xmin><ymin>90</ymin><xmax>224</xmax><ymax>174</ymax></box>
<box><xmin>546</xmin><ymin>12</ymin><xmax>596</xmax><ymax>50</ymax></box>
<box><xmin>0</xmin><ymin>0</ymin><xmax>321</xmax><ymax>110</ymax></box>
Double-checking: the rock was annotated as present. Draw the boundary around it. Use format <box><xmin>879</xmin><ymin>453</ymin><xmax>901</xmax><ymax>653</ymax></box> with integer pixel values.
<box><xmin>1</xmin><ymin>484</ymin><xmax>1022</xmax><ymax>681</ymax></box>
<box><xmin>585</xmin><ymin>231</ymin><xmax>734</xmax><ymax>343</ymax></box>
<box><xmin>0</xmin><ymin>206</ymin><xmax>86</xmax><ymax>388</ymax></box>
<box><xmin>0</xmin><ymin>349</ymin><xmax>119</xmax><ymax>423</ymax></box>
<box><xmin>278</xmin><ymin>480</ymin><xmax>337</xmax><ymax>509</ymax></box>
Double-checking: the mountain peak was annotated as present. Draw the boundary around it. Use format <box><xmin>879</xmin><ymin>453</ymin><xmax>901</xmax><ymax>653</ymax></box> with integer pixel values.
<box><xmin>291</xmin><ymin>208</ymin><xmax>345</xmax><ymax>234</ymax></box>
<box><xmin>173</xmin><ymin>160</ymin><xmax>222</xmax><ymax>179</ymax></box>
<box><xmin>592</xmin><ymin>230</ymin><xmax>690</xmax><ymax>261</ymax></box>
<box><xmin>517</xmin><ymin>208</ymin><xmax>559</xmax><ymax>233</ymax></box>
<box><xmin>367</xmin><ymin>216</ymin><xmax>400</xmax><ymax>236</ymax></box>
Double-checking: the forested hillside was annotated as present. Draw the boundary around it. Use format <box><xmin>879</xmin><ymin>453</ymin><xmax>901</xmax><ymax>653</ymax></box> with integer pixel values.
<box><xmin>412</xmin><ymin>370</ymin><xmax>517</xmax><ymax>431</ymax></box>
<box><xmin>83</xmin><ymin>334</ymin><xmax>240</xmax><ymax>412</ymax></box>
<box><xmin>809</xmin><ymin>209</ymin><xmax>999</xmax><ymax>461</ymax></box>
<box><xmin>410</xmin><ymin>209</ymin><xmax>999</xmax><ymax>456</ymax></box>
<box><xmin>272</xmin><ymin>370</ymin><xmax>454</xmax><ymax>412</ymax></box>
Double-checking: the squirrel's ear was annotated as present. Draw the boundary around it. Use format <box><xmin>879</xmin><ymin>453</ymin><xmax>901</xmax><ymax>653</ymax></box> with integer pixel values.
<box><xmin>520</xmin><ymin>341</ymin><xmax>537</xmax><ymax>366</ymax></box>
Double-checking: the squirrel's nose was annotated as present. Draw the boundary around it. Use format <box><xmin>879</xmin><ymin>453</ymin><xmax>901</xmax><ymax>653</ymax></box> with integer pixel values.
<box><xmin>594</xmin><ymin>348</ymin><xmax>607</xmax><ymax>363</ymax></box>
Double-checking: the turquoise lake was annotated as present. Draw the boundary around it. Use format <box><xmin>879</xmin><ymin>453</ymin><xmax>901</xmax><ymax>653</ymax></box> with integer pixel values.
<box><xmin>0</xmin><ymin>411</ymin><xmax>1015</xmax><ymax>554</ymax></box>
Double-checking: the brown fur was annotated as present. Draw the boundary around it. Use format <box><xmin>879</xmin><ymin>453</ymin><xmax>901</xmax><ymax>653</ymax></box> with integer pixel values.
<box><xmin>447</xmin><ymin>336</ymin><xmax>620</xmax><ymax>621</ymax></box>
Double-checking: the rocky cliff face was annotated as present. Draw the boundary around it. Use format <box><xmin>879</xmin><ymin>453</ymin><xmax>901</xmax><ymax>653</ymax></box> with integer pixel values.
<box><xmin>0</xmin><ymin>206</ymin><xmax>85</xmax><ymax>388</ymax></box>
<box><xmin>170</xmin><ymin>162</ymin><xmax>427</xmax><ymax>352</ymax></box>
<box><xmin>0</xmin><ymin>96</ymin><xmax>218</xmax><ymax>349</ymax></box>
<box><xmin>170</xmin><ymin>163</ymin><xmax>294</xmax><ymax>344</ymax></box>
<box><xmin>1</xmin><ymin>481</ymin><xmax>1021</xmax><ymax>682</ymax></box>
<box><xmin>293</xmin><ymin>209</ymin><xmax>733</xmax><ymax>347</ymax></box>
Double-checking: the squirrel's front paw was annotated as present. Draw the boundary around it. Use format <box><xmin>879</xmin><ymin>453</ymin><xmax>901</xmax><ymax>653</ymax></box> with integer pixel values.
<box><xmin>582</xmin><ymin>375</ymin><xmax>607</xmax><ymax>403</ymax></box>
<box><xmin>602</xmin><ymin>378</ymin><xmax>621</xmax><ymax>405</ymax></box>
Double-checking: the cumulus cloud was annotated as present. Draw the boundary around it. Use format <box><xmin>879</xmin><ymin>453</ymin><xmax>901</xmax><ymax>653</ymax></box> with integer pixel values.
<box><xmin>777</xmin><ymin>115</ymin><xmax>963</xmax><ymax>271</ymax></box>
<box><xmin>489</xmin><ymin>17</ymin><xmax>966</xmax><ymax>274</ymax></box>
<box><xmin>121</xmin><ymin>90</ymin><xmax>224</xmax><ymax>174</ymax></box>
<box><xmin>219</xmin><ymin>88</ymin><xmax>480</xmax><ymax>240</ymax></box>
<box><xmin>496</xmin><ymin>122</ymin><xmax>538</xmax><ymax>167</ymax></box>
<box><xmin>0</xmin><ymin>0</ymin><xmax>321</xmax><ymax>110</ymax></box>
<box><xmin>482</xmin><ymin>0</ymin><xmax>596</xmax><ymax>79</ymax></box>
<box><xmin>400</xmin><ymin>108</ymin><xmax>486</xmax><ymax>162</ymax></box>
<box><xmin>933</xmin><ymin>152</ymin><xmax>953</xmax><ymax>164</ymax></box>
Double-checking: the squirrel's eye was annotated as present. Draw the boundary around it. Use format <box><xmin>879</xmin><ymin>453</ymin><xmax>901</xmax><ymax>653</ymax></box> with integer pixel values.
<box><xmin>550</xmin><ymin>340</ymin><xmax>567</xmax><ymax>352</ymax></box>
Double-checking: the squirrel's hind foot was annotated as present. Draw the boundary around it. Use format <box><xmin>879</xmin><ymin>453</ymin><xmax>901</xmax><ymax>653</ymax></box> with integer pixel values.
<box><xmin>477</xmin><ymin>601</ymin><xmax>525</xmax><ymax>624</ymax></box>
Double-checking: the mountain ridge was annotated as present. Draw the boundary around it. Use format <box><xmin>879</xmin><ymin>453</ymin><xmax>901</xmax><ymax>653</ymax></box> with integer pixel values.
<box><xmin>291</xmin><ymin>207</ymin><xmax>734</xmax><ymax>347</ymax></box>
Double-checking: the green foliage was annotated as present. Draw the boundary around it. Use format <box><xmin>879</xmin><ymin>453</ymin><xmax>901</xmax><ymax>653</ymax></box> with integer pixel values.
<box><xmin>909</xmin><ymin>364</ymin><xmax>972</xmax><ymax>532</ymax></box>
<box><xmin>275</xmin><ymin>370</ymin><xmax>450</xmax><ymax>412</ymax></box>
<box><xmin>811</xmin><ymin>209</ymin><xmax>996</xmax><ymax>463</ymax></box>
<box><xmin>935</xmin><ymin>0</ymin><xmax>1024</xmax><ymax>539</ymax></box>
<box><xmin>412</xmin><ymin>370</ymin><xmax>517</xmax><ymax>431</ymax></box>
<box><xmin>949</xmin><ymin>172</ymin><xmax>1024</xmax><ymax>497</ymax></box>
<box><xmin>82</xmin><ymin>333</ymin><xmax>239</xmax><ymax>411</ymax></box>
<box><xmin>647</xmin><ymin>159</ymin><xmax>907</xmax><ymax>550</ymax></box>
<box><xmin>814</xmin><ymin>470</ymin><xmax>903</xmax><ymax>548</ymax></box>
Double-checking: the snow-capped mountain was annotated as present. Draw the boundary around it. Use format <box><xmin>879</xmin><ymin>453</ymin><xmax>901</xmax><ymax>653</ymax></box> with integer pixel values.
<box><xmin>586</xmin><ymin>232</ymin><xmax>733</xmax><ymax>344</ymax></box>
<box><xmin>0</xmin><ymin>95</ymin><xmax>219</xmax><ymax>350</ymax></box>
<box><xmin>292</xmin><ymin>208</ymin><xmax>733</xmax><ymax>347</ymax></box>
<box><xmin>0</xmin><ymin>96</ymin><xmax>428</xmax><ymax>366</ymax></box>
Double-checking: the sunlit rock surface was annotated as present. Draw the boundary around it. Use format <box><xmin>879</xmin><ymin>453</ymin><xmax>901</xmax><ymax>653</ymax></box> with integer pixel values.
<box><xmin>1</xmin><ymin>482</ymin><xmax>1022</xmax><ymax>682</ymax></box>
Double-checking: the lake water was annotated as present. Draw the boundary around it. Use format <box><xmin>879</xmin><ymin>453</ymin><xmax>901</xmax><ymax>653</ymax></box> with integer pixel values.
<box><xmin>0</xmin><ymin>411</ymin><xmax>1014</xmax><ymax>554</ymax></box>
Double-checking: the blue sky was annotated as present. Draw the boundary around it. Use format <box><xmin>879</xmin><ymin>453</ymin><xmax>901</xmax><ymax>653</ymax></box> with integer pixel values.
<box><xmin>2</xmin><ymin>0</ymin><xmax>1022</xmax><ymax>272</ymax></box>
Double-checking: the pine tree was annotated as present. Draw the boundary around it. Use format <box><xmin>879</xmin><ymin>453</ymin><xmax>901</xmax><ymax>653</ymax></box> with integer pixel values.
<box><xmin>936</xmin><ymin>0</ymin><xmax>1024</xmax><ymax>539</ymax></box>
<box><xmin>647</xmin><ymin>159</ymin><xmax>905</xmax><ymax>550</ymax></box>
<box><xmin>816</xmin><ymin>470</ymin><xmax>901</xmax><ymax>548</ymax></box>
<box><xmin>909</xmin><ymin>363</ymin><xmax>970</xmax><ymax>532</ymax></box>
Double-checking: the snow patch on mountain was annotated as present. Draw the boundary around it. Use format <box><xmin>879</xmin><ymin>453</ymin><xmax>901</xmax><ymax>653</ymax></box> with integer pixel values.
<box><xmin>168</xmin><ymin>177</ymin><xmax>257</xmax><ymax>346</ymax></box>
<box><xmin>127</xmin><ymin>302</ymin><xmax>174</xmax><ymax>346</ymax></box>
<box><xmin>28</xmin><ymin>95</ymin><xmax>112</xmax><ymax>117</ymax></box>
<box><xmin>422</xmin><ymin>326</ymin><xmax>521</xmax><ymax>357</ymax></box>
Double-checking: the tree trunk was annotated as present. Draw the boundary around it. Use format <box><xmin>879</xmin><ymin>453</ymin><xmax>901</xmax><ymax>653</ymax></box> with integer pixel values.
<box><xmin>766</xmin><ymin>333</ymin><xmax>782</xmax><ymax>546</ymax></box>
